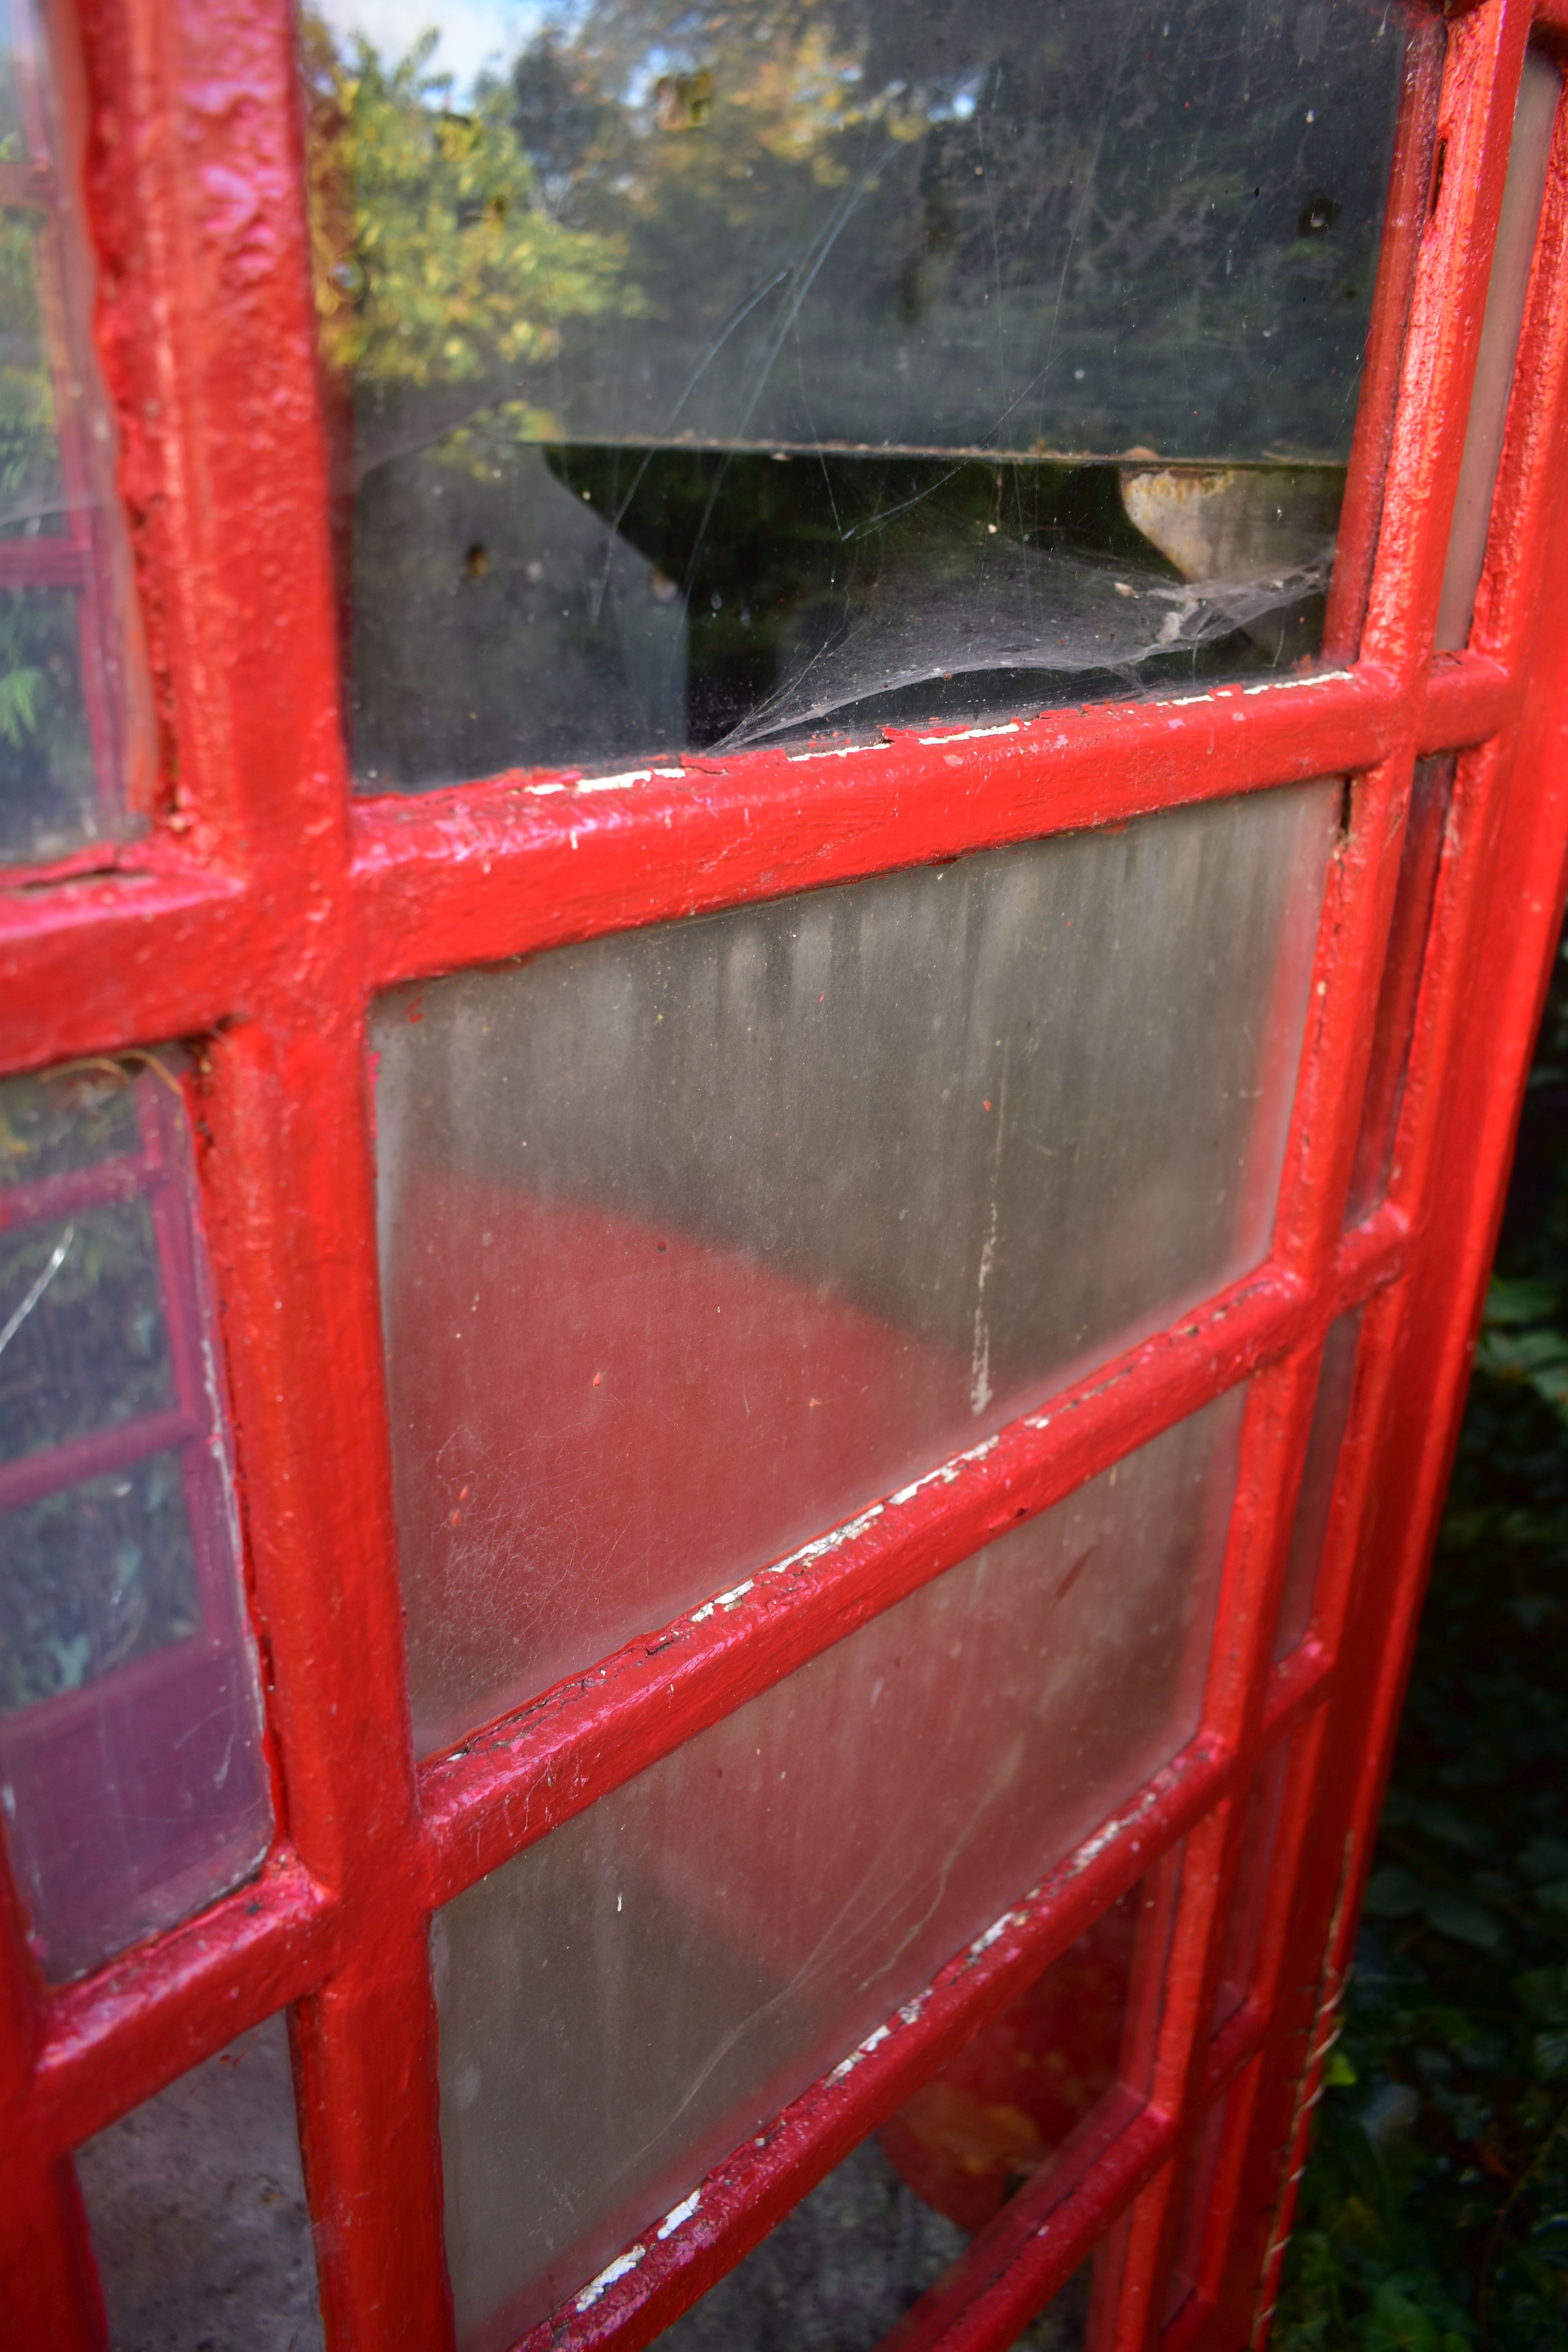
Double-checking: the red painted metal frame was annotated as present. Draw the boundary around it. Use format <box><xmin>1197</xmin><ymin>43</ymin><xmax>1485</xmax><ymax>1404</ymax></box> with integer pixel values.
<box><xmin>0</xmin><ymin>0</ymin><xmax>1566</xmax><ymax>2348</ymax></box>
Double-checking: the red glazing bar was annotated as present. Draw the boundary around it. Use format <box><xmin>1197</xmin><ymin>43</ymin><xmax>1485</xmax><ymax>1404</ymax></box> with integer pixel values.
<box><xmin>290</xmin><ymin>1936</ymin><xmax>451</xmax><ymax>2352</ymax></box>
<box><xmin>1323</xmin><ymin>12</ymin><xmax>1447</xmax><ymax>665</ymax></box>
<box><xmin>511</xmin><ymin>1742</ymin><xmax>1225</xmax><ymax>2352</ymax></box>
<box><xmin>413</xmin><ymin>1221</ymin><xmax>1395</xmax><ymax>1915</ymax></box>
<box><xmin>0</xmin><ymin>1149</ymin><xmax>147</xmax><ymax>1230</ymax></box>
<box><xmin>0</xmin><ymin>648</ymin><xmax>1504</xmax><ymax>1081</ymax></box>
<box><xmin>880</xmin><ymin>2093</ymin><xmax>1170</xmax><ymax>2352</ymax></box>
<box><xmin>418</xmin><ymin>1263</ymin><xmax>1296</xmax><ymax>1902</ymax></box>
<box><xmin>0</xmin><ymin>1405</ymin><xmax>193</xmax><ymax>1514</ymax></box>
<box><xmin>1418</xmin><ymin>647</ymin><xmax>1512</xmax><ymax>747</ymax></box>
<box><xmin>21</xmin><ymin>1844</ymin><xmax>332</xmax><ymax>2162</ymax></box>
<box><xmin>0</xmin><ymin>866</ymin><xmax>256</xmax><ymax>1075</ymax></box>
<box><xmin>350</xmin><ymin>669</ymin><xmax>1392</xmax><ymax>993</ymax></box>
<box><xmin>0</xmin><ymin>2155</ymin><xmax>106</xmax><ymax>2352</ymax></box>
<box><xmin>0</xmin><ymin>538</ymin><xmax>92</xmax><ymax>587</ymax></box>
<box><xmin>1469</xmin><ymin>36</ymin><xmax>1568</xmax><ymax>671</ymax></box>
<box><xmin>1363</xmin><ymin>2</ymin><xmax>1534</xmax><ymax>675</ymax></box>
<box><xmin>1203</xmin><ymin>47</ymin><xmax>1568</xmax><ymax>2352</ymax></box>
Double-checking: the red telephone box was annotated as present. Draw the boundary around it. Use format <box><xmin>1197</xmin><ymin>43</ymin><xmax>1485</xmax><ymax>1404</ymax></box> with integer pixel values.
<box><xmin>3</xmin><ymin>0</ymin><xmax>1568</xmax><ymax>2345</ymax></box>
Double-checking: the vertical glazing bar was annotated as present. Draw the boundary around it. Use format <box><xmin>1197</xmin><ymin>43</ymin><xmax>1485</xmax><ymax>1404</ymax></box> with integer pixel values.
<box><xmin>69</xmin><ymin>0</ymin><xmax>452</xmax><ymax>2343</ymax></box>
<box><xmin>1113</xmin><ymin>9</ymin><xmax>1539</xmax><ymax>2335</ymax></box>
<box><xmin>1204</xmin><ymin>10</ymin><xmax>1568</xmax><ymax>2334</ymax></box>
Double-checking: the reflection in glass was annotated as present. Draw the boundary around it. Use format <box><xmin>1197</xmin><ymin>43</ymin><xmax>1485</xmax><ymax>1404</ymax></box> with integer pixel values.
<box><xmin>0</xmin><ymin>4</ymin><xmax>152</xmax><ymax>864</ymax></box>
<box><xmin>0</xmin><ymin>1062</ymin><xmax>270</xmax><ymax>1980</ymax></box>
<box><xmin>878</xmin><ymin>1889</ymin><xmax>1148</xmax><ymax>2237</ymax></box>
<box><xmin>303</xmin><ymin>0</ymin><xmax>1407</xmax><ymax>779</ymax></box>
<box><xmin>76</xmin><ymin>2011</ymin><xmax>325</xmax><ymax>2352</ymax></box>
<box><xmin>376</xmin><ymin>784</ymin><xmax>1332</xmax><ymax>1753</ymax></box>
<box><xmin>431</xmin><ymin>1392</ymin><xmax>1242</xmax><ymax>2349</ymax></box>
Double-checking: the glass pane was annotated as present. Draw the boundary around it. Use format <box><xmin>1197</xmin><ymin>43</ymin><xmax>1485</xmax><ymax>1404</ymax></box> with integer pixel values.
<box><xmin>0</xmin><ymin>1061</ymin><xmax>270</xmax><ymax>1981</ymax></box>
<box><xmin>653</xmin><ymin>2126</ymin><xmax>1089</xmax><ymax>2350</ymax></box>
<box><xmin>1435</xmin><ymin>52</ymin><xmax>1561</xmax><ymax>650</ymax></box>
<box><xmin>76</xmin><ymin>2010</ymin><xmax>325</xmax><ymax>2352</ymax></box>
<box><xmin>303</xmin><ymin>0</ymin><xmax>1407</xmax><ymax>780</ymax></box>
<box><xmin>377</xmin><ymin>782</ymin><xmax>1332</xmax><ymax>1754</ymax></box>
<box><xmin>1345</xmin><ymin>757</ymin><xmax>1454</xmax><ymax>1224</ymax></box>
<box><xmin>432</xmin><ymin>1392</ymin><xmax>1242</xmax><ymax>2348</ymax></box>
<box><xmin>1211</xmin><ymin>1745</ymin><xmax>1290</xmax><ymax>2032</ymax></box>
<box><xmin>0</xmin><ymin>3</ymin><xmax>153</xmax><ymax>864</ymax></box>
<box><xmin>1272</xmin><ymin>1310</ymin><xmax>1361</xmax><ymax>1661</ymax></box>
<box><xmin>878</xmin><ymin>1887</ymin><xmax>1147</xmax><ymax>2236</ymax></box>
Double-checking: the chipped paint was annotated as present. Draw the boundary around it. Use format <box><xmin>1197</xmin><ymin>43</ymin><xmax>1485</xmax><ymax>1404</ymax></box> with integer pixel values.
<box><xmin>761</xmin><ymin>1503</ymin><xmax>886</xmax><ymax>1575</ymax></box>
<box><xmin>656</xmin><ymin>2190</ymin><xmax>702</xmax><ymax>2241</ymax></box>
<box><xmin>916</xmin><ymin>720</ymin><xmax>1022</xmax><ymax>744</ymax></box>
<box><xmin>828</xmin><ymin>2020</ymin><xmax>893</xmax><ymax>2082</ymax></box>
<box><xmin>889</xmin><ymin>1432</ymin><xmax>998</xmax><ymax>1507</ymax></box>
<box><xmin>574</xmin><ymin>766</ymin><xmax>688</xmax><ymax>793</ymax></box>
<box><xmin>575</xmin><ymin>2245</ymin><xmax>648</xmax><ymax>2310</ymax></box>
<box><xmin>785</xmin><ymin>740</ymin><xmax>894</xmax><ymax>762</ymax></box>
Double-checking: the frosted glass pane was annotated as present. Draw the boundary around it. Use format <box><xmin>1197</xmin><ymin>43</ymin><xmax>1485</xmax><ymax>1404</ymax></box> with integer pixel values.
<box><xmin>77</xmin><ymin>2011</ymin><xmax>324</xmax><ymax>2352</ymax></box>
<box><xmin>432</xmin><ymin>1392</ymin><xmax>1242</xmax><ymax>2349</ymax></box>
<box><xmin>377</xmin><ymin>783</ymin><xmax>1332</xmax><ymax>1753</ymax></box>
<box><xmin>0</xmin><ymin>1062</ymin><xmax>270</xmax><ymax>1980</ymax></box>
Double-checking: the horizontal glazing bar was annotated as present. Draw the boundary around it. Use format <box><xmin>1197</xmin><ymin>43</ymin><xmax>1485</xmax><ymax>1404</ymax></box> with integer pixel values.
<box><xmin>868</xmin><ymin>2105</ymin><xmax>1172</xmax><ymax>2352</ymax></box>
<box><xmin>352</xmin><ymin>669</ymin><xmax>1391</xmax><ymax>993</ymax></box>
<box><xmin>0</xmin><ymin>870</ymin><xmax>256</xmax><ymax>1075</ymax></box>
<box><xmin>0</xmin><ymin>658</ymin><xmax>1511</xmax><ymax>1082</ymax></box>
<box><xmin>417</xmin><ymin>1268</ymin><xmax>1293</xmax><ymax>1903</ymax></box>
<box><xmin>505</xmin><ymin>1748</ymin><xmax>1217</xmax><ymax>2352</ymax></box>
<box><xmin>0</xmin><ymin>1150</ymin><xmax>154</xmax><ymax>1231</ymax></box>
<box><xmin>0</xmin><ymin>540</ymin><xmax>92</xmax><ymax>588</ymax></box>
<box><xmin>418</xmin><ymin>1218</ymin><xmax>1401</xmax><ymax>1905</ymax></box>
<box><xmin>0</xmin><ymin>1405</ymin><xmax>194</xmax><ymax>1514</ymax></box>
<box><xmin>20</xmin><ymin>1849</ymin><xmax>333</xmax><ymax>2162</ymax></box>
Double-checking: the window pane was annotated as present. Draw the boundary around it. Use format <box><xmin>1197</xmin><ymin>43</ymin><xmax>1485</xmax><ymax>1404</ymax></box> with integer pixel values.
<box><xmin>432</xmin><ymin>1391</ymin><xmax>1241</xmax><ymax>2348</ymax></box>
<box><xmin>0</xmin><ymin>3</ymin><xmax>153</xmax><ymax>865</ymax></box>
<box><xmin>653</xmin><ymin>2123</ymin><xmax>1092</xmax><ymax>2352</ymax></box>
<box><xmin>1272</xmin><ymin>1310</ymin><xmax>1361</xmax><ymax>1661</ymax></box>
<box><xmin>1345</xmin><ymin>757</ymin><xmax>1453</xmax><ymax>1224</ymax></box>
<box><xmin>76</xmin><ymin>2011</ymin><xmax>325</xmax><ymax>2352</ymax></box>
<box><xmin>376</xmin><ymin>783</ymin><xmax>1331</xmax><ymax>1753</ymax></box>
<box><xmin>303</xmin><ymin>0</ymin><xmax>1407</xmax><ymax>782</ymax></box>
<box><xmin>0</xmin><ymin>1062</ymin><xmax>270</xmax><ymax>1981</ymax></box>
<box><xmin>1434</xmin><ymin>52</ymin><xmax>1561</xmax><ymax>650</ymax></box>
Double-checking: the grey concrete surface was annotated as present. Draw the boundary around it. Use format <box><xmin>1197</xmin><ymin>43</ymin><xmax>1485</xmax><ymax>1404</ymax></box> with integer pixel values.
<box><xmin>75</xmin><ymin>2011</ymin><xmax>324</xmax><ymax>2352</ymax></box>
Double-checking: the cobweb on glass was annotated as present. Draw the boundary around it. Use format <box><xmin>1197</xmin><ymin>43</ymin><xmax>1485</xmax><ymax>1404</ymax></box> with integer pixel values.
<box><xmin>720</xmin><ymin>540</ymin><xmax>1333</xmax><ymax>750</ymax></box>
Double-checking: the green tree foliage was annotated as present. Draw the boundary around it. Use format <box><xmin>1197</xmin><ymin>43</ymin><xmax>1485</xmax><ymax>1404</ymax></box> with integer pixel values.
<box><xmin>299</xmin><ymin>9</ymin><xmax>623</xmax><ymax>443</ymax></box>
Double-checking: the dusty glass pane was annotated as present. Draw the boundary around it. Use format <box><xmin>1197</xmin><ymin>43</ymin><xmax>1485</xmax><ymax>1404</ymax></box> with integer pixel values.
<box><xmin>376</xmin><ymin>782</ymin><xmax>1332</xmax><ymax>1753</ymax></box>
<box><xmin>76</xmin><ymin>2011</ymin><xmax>325</xmax><ymax>2352</ymax></box>
<box><xmin>432</xmin><ymin>1391</ymin><xmax>1242</xmax><ymax>2348</ymax></box>
<box><xmin>0</xmin><ymin>4</ymin><xmax>153</xmax><ymax>864</ymax></box>
<box><xmin>303</xmin><ymin>0</ymin><xmax>1406</xmax><ymax>779</ymax></box>
<box><xmin>0</xmin><ymin>1062</ymin><xmax>270</xmax><ymax>1980</ymax></box>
